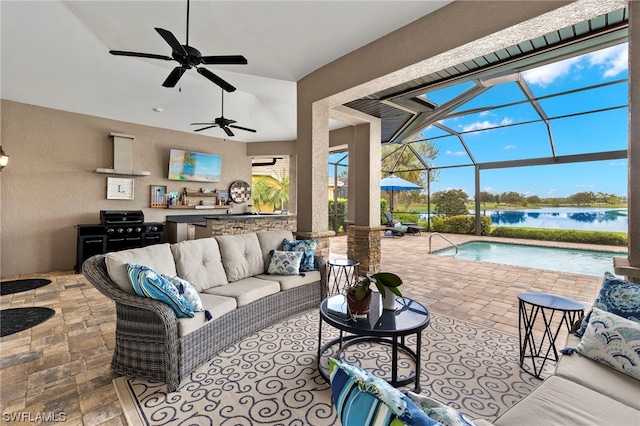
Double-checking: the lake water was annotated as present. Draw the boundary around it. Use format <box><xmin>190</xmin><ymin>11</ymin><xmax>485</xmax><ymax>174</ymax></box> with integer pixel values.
<box><xmin>482</xmin><ymin>207</ymin><xmax>628</xmax><ymax>232</ymax></box>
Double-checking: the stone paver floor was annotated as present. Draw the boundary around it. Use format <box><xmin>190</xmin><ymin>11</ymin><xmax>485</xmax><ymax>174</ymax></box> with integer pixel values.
<box><xmin>1</xmin><ymin>233</ymin><xmax>621</xmax><ymax>424</ymax></box>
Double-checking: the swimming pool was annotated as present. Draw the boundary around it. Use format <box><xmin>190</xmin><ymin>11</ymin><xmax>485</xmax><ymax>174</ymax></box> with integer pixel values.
<box><xmin>433</xmin><ymin>241</ymin><xmax>626</xmax><ymax>276</ymax></box>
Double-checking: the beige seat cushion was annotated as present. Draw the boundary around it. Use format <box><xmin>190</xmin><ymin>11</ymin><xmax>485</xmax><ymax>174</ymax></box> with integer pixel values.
<box><xmin>256</xmin><ymin>230</ymin><xmax>294</xmax><ymax>267</ymax></box>
<box><xmin>105</xmin><ymin>243</ymin><xmax>177</xmax><ymax>294</ymax></box>
<box><xmin>176</xmin><ymin>293</ymin><xmax>237</xmax><ymax>337</ymax></box>
<box><xmin>555</xmin><ymin>335</ymin><xmax>640</xmax><ymax>409</ymax></box>
<box><xmin>493</xmin><ymin>376</ymin><xmax>640</xmax><ymax>426</ymax></box>
<box><xmin>170</xmin><ymin>238</ymin><xmax>228</xmax><ymax>291</ymax></box>
<box><xmin>216</xmin><ymin>233</ymin><xmax>264</xmax><ymax>282</ymax></box>
<box><xmin>255</xmin><ymin>270</ymin><xmax>321</xmax><ymax>291</ymax></box>
<box><xmin>203</xmin><ymin>277</ymin><xmax>280</xmax><ymax>307</ymax></box>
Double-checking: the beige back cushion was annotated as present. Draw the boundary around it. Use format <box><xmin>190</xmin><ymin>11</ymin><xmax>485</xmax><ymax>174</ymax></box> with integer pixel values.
<box><xmin>256</xmin><ymin>230</ymin><xmax>294</xmax><ymax>267</ymax></box>
<box><xmin>216</xmin><ymin>233</ymin><xmax>264</xmax><ymax>282</ymax></box>
<box><xmin>170</xmin><ymin>238</ymin><xmax>228</xmax><ymax>292</ymax></box>
<box><xmin>105</xmin><ymin>243</ymin><xmax>177</xmax><ymax>294</ymax></box>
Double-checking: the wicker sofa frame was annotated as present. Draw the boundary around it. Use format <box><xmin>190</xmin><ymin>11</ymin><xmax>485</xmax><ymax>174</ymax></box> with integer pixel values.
<box><xmin>83</xmin><ymin>254</ymin><xmax>326</xmax><ymax>392</ymax></box>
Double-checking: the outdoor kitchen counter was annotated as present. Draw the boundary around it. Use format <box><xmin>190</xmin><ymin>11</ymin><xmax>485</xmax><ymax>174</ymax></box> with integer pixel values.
<box><xmin>166</xmin><ymin>214</ymin><xmax>297</xmax><ymax>241</ymax></box>
<box><xmin>196</xmin><ymin>213</ymin><xmax>297</xmax><ymax>238</ymax></box>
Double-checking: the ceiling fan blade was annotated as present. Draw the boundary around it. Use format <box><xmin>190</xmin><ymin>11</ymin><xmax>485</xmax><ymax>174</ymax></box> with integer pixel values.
<box><xmin>162</xmin><ymin>67</ymin><xmax>186</xmax><ymax>87</ymax></box>
<box><xmin>190</xmin><ymin>122</ymin><xmax>216</xmax><ymax>126</ymax></box>
<box><xmin>197</xmin><ymin>67</ymin><xmax>236</xmax><ymax>92</ymax></box>
<box><xmin>230</xmin><ymin>125</ymin><xmax>257</xmax><ymax>133</ymax></box>
<box><xmin>194</xmin><ymin>125</ymin><xmax>218</xmax><ymax>132</ymax></box>
<box><xmin>201</xmin><ymin>55</ymin><xmax>248</xmax><ymax>65</ymax></box>
<box><xmin>222</xmin><ymin>126</ymin><xmax>235</xmax><ymax>137</ymax></box>
<box><xmin>109</xmin><ymin>50</ymin><xmax>173</xmax><ymax>61</ymax></box>
<box><xmin>155</xmin><ymin>27</ymin><xmax>188</xmax><ymax>56</ymax></box>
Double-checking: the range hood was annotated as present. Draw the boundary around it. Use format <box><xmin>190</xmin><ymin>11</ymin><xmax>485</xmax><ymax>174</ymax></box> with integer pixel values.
<box><xmin>95</xmin><ymin>132</ymin><xmax>150</xmax><ymax>176</ymax></box>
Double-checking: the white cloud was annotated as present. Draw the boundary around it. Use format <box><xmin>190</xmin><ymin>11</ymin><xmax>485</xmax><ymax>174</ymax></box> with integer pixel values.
<box><xmin>446</xmin><ymin>150</ymin><xmax>466</xmax><ymax>156</ymax></box>
<box><xmin>504</xmin><ymin>144</ymin><xmax>515</xmax><ymax>150</ymax></box>
<box><xmin>479</xmin><ymin>110</ymin><xmax>491</xmax><ymax>117</ymax></box>
<box><xmin>461</xmin><ymin>116</ymin><xmax>513</xmax><ymax>133</ymax></box>
<box><xmin>522</xmin><ymin>57</ymin><xmax>580</xmax><ymax>87</ymax></box>
<box><xmin>501</xmin><ymin>117</ymin><xmax>513</xmax><ymax>126</ymax></box>
<box><xmin>483</xmin><ymin>186</ymin><xmax>493</xmax><ymax>192</ymax></box>
<box><xmin>575</xmin><ymin>184</ymin><xmax>595</xmax><ymax>188</ymax></box>
<box><xmin>609</xmin><ymin>161</ymin><xmax>626</xmax><ymax>166</ymax></box>
<box><xmin>586</xmin><ymin>43</ymin><xmax>628</xmax><ymax>78</ymax></box>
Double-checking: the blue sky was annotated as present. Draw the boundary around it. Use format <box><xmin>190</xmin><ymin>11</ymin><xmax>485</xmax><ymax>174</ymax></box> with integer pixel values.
<box><xmin>424</xmin><ymin>42</ymin><xmax>629</xmax><ymax>199</ymax></box>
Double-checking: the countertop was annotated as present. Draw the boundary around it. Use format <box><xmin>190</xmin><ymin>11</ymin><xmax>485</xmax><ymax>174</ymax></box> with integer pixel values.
<box><xmin>165</xmin><ymin>213</ymin><xmax>294</xmax><ymax>223</ymax></box>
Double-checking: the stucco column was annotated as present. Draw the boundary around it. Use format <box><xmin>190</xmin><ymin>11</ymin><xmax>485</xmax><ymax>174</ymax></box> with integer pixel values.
<box><xmin>295</xmin><ymin>101</ymin><xmax>334</xmax><ymax>259</ymax></box>
<box><xmin>346</xmin><ymin>121</ymin><xmax>384</xmax><ymax>274</ymax></box>
<box><xmin>626</xmin><ymin>0</ymin><xmax>640</xmax><ymax>282</ymax></box>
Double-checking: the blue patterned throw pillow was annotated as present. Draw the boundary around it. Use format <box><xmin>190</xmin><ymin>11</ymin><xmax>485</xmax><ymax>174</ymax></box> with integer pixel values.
<box><xmin>406</xmin><ymin>392</ymin><xmax>477</xmax><ymax>426</ymax></box>
<box><xmin>575</xmin><ymin>272</ymin><xmax>640</xmax><ymax>337</ymax></box>
<box><xmin>267</xmin><ymin>250</ymin><xmax>303</xmax><ymax>275</ymax></box>
<box><xmin>328</xmin><ymin>357</ymin><xmax>440</xmax><ymax>426</ymax></box>
<box><xmin>283</xmin><ymin>238</ymin><xmax>317</xmax><ymax>272</ymax></box>
<box><xmin>574</xmin><ymin>308</ymin><xmax>640</xmax><ymax>380</ymax></box>
<box><xmin>126</xmin><ymin>263</ymin><xmax>194</xmax><ymax>318</ymax></box>
<box><xmin>162</xmin><ymin>274</ymin><xmax>204</xmax><ymax>312</ymax></box>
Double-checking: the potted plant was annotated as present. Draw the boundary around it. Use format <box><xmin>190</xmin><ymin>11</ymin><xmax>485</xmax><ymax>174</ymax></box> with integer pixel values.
<box><xmin>346</xmin><ymin>272</ymin><xmax>403</xmax><ymax>316</ymax></box>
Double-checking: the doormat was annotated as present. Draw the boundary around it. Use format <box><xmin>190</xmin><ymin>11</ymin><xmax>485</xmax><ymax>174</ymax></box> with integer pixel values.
<box><xmin>0</xmin><ymin>278</ymin><xmax>52</xmax><ymax>296</ymax></box>
<box><xmin>0</xmin><ymin>307</ymin><xmax>55</xmax><ymax>337</ymax></box>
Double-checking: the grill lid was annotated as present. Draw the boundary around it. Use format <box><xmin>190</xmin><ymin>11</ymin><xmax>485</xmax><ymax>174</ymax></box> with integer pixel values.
<box><xmin>100</xmin><ymin>210</ymin><xmax>144</xmax><ymax>225</ymax></box>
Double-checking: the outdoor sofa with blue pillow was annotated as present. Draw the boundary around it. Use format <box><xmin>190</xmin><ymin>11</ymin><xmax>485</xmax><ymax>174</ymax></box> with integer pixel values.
<box><xmin>82</xmin><ymin>229</ymin><xmax>326</xmax><ymax>392</ymax></box>
<box><xmin>328</xmin><ymin>272</ymin><xmax>640</xmax><ymax>426</ymax></box>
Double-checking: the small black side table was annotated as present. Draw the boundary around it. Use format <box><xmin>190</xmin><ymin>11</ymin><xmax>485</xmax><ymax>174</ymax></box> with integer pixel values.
<box><xmin>327</xmin><ymin>258</ymin><xmax>360</xmax><ymax>295</ymax></box>
<box><xmin>518</xmin><ymin>292</ymin><xmax>584</xmax><ymax>378</ymax></box>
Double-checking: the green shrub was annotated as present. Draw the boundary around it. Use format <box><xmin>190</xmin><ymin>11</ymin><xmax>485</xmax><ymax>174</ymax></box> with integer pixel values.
<box><xmin>490</xmin><ymin>227</ymin><xmax>627</xmax><ymax>246</ymax></box>
<box><xmin>431</xmin><ymin>215</ymin><xmax>491</xmax><ymax>235</ymax></box>
<box><xmin>329</xmin><ymin>198</ymin><xmax>348</xmax><ymax>232</ymax></box>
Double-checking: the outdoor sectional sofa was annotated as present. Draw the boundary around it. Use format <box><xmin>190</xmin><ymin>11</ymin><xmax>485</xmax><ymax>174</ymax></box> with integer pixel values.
<box><xmin>82</xmin><ymin>229</ymin><xmax>326</xmax><ymax>392</ymax></box>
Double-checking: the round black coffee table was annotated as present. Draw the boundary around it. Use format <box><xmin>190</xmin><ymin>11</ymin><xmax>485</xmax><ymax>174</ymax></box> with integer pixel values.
<box><xmin>518</xmin><ymin>292</ymin><xmax>584</xmax><ymax>378</ymax></box>
<box><xmin>317</xmin><ymin>293</ymin><xmax>430</xmax><ymax>392</ymax></box>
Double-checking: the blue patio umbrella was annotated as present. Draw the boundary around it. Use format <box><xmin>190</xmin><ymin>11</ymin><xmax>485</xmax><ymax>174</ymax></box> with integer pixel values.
<box><xmin>380</xmin><ymin>175</ymin><xmax>422</xmax><ymax>212</ymax></box>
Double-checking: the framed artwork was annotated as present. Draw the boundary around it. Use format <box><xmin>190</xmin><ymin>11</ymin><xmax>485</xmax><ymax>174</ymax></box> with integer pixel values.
<box><xmin>168</xmin><ymin>149</ymin><xmax>222</xmax><ymax>182</ymax></box>
<box><xmin>107</xmin><ymin>177</ymin><xmax>134</xmax><ymax>200</ymax></box>
<box><xmin>150</xmin><ymin>185</ymin><xmax>167</xmax><ymax>208</ymax></box>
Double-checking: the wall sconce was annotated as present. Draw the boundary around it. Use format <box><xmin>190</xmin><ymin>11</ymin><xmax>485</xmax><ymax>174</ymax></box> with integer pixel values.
<box><xmin>0</xmin><ymin>146</ymin><xmax>8</xmax><ymax>170</ymax></box>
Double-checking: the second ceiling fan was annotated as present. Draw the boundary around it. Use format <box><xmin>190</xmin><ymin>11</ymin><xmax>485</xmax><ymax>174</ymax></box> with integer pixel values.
<box><xmin>191</xmin><ymin>89</ymin><xmax>257</xmax><ymax>137</ymax></box>
<box><xmin>109</xmin><ymin>0</ymin><xmax>246</xmax><ymax>92</ymax></box>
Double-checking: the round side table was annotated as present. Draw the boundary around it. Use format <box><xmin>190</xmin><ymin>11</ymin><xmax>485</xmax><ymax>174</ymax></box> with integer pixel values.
<box><xmin>327</xmin><ymin>259</ymin><xmax>360</xmax><ymax>295</ymax></box>
<box><xmin>518</xmin><ymin>292</ymin><xmax>584</xmax><ymax>378</ymax></box>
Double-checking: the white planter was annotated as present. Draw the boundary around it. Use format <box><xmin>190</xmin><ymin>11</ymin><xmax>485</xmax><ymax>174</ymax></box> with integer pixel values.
<box><xmin>382</xmin><ymin>290</ymin><xmax>397</xmax><ymax>310</ymax></box>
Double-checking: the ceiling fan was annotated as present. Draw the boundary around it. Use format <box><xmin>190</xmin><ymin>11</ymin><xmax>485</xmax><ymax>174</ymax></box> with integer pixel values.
<box><xmin>191</xmin><ymin>90</ymin><xmax>257</xmax><ymax>137</ymax></box>
<box><xmin>109</xmin><ymin>0</ymin><xmax>247</xmax><ymax>92</ymax></box>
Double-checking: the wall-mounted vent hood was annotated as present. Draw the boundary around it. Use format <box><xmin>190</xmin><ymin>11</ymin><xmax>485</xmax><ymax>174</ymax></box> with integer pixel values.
<box><xmin>95</xmin><ymin>132</ymin><xmax>150</xmax><ymax>176</ymax></box>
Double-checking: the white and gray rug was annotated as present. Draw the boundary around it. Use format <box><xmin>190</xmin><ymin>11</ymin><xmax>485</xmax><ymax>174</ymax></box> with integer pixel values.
<box><xmin>114</xmin><ymin>310</ymin><xmax>543</xmax><ymax>425</ymax></box>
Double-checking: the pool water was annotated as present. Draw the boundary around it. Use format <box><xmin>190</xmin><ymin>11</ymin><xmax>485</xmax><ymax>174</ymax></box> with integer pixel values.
<box><xmin>434</xmin><ymin>241</ymin><xmax>626</xmax><ymax>276</ymax></box>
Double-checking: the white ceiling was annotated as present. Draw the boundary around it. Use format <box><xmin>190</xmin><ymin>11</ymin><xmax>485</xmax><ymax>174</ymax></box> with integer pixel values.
<box><xmin>1</xmin><ymin>1</ymin><xmax>450</xmax><ymax>142</ymax></box>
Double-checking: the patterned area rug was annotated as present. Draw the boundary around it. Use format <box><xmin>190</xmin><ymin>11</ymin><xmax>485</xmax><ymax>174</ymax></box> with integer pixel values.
<box><xmin>114</xmin><ymin>310</ymin><xmax>543</xmax><ymax>425</ymax></box>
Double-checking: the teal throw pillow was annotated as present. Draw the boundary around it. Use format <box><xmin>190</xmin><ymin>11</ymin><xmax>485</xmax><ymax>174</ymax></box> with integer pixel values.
<box><xmin>328</xmin><ymin>357</ymin><xmax>440</xmax><ymax>426</ymax></box>
<box><xmin>575</xmin><ymin>272</ymin><xmax>640</xmax><ymax>337</ymax></box>
<box><xmin>267</xmin><ymin>250</ymin><xmax>303</xmax><ymax>275</ymax></box>
<box><xmin>126</xmin><ymin>263</ymin><xmax>194</xmax><ymax>318</ymax></box>
<box><xmin>574</xmin><ymin>308</ymin><xmax>640</xmax><ymax>380</ymax></box>
<box><xmin>283</xmin><ymin>238</ymin><xmax>317</xmax><ymax>272</ymax></box>
<box><xmin>406</xmin><ymin>392</ymin><xmax>477</xmax><ymax>426</ymax></box>
<box><xmin>162</xmin><ymin>274</ymin><xmax>204</xmax><ymax>312</ymax></box>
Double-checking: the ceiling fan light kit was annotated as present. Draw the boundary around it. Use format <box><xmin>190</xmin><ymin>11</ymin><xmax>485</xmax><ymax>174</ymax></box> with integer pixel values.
<box><xmin>109</xmin><ymin>0</ymin><xmax>246</xmax><ymax>92</ymax></box>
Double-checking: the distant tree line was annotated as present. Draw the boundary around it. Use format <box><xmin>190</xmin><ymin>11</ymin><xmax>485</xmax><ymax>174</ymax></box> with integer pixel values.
<box><xmin>432</xmin><ymin>189</ymin><xmax>624</xmax><ymax>216</ymax></box>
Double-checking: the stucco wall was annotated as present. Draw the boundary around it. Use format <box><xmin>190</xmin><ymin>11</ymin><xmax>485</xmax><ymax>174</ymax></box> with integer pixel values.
<box><xmin>0</xmin><ymin>100</ymin><xmax>251</xmax><ymax>277</ymax></box>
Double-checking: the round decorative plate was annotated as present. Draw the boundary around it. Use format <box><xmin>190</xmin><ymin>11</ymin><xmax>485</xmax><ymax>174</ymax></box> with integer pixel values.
<box><xmin>229</xmin><ymin>180</ymin><xmax>251</xmax><ymax>203</ymax></box>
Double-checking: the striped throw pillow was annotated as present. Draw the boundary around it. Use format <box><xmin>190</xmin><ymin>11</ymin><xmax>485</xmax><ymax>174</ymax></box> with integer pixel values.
<box><xmin>126</xmin><ymin>263</ymin><xmax>194</xmax><ymax>318</ymax></box>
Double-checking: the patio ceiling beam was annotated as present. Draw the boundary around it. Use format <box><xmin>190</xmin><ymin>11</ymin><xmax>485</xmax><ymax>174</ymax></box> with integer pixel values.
<box><xmin>478</xmin><ymin>149</ymin><xmax>627</xmax><ymax>170</ymax></box>
<box><xmin>389</xmin><ymin>85</ymin><xmax>488</xmax><ymax>143</ymax></box>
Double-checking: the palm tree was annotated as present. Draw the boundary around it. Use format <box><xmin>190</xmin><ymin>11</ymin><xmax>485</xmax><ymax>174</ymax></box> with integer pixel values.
<box><xmin>271</xmin><ymin>170</ymin><xmax>290</xmax><ymax>211</ymax></box>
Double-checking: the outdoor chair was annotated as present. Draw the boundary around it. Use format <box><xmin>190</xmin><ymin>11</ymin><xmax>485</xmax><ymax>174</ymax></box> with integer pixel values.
<box><xmin>383</xmin><ymin>211</ymin><xmax>426</xmax><ymax>235</ymax></box>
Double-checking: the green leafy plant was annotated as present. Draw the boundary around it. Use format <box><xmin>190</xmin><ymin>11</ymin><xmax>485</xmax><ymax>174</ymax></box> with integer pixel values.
<box><xmin>349</xmin><ymin>272</ymin><xmax>403</xmax><ymax>300</ymax></box>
